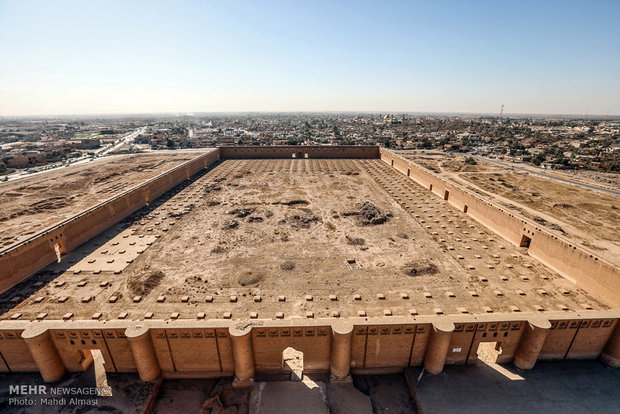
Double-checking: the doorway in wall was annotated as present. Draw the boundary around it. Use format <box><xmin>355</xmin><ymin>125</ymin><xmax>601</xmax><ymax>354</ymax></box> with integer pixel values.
<box><xmin>520</xmin><ymin>235</ymin><xmax>532</xmax><ymax>248</ymax></box>
<box><xmin>53</xmin><ymin>241</ymin><xmax>67</xmax><ymax>262</ymax></box>
<box><xmin>476</xmin><ymin>341</ymin><xmax>502</xmax><ymax>364</ymax></box>
<box><xmin>79</xmin><ymin>349</ymin><xmax>111</xmax><ymax>394</ymax></box>
<box><xmin>475</xmin><ymin>341</ymin><xmax>524</xmax><ymax>380</ymax></box>
<box><xmin>282</xmin><ymin>347</ymin><xmax>303</xmax><ymax>381</ymax></box>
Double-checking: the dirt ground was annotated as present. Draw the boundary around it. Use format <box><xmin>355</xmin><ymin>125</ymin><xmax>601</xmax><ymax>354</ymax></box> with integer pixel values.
<box><xmin>2</xmin><ymin>158</ymin><xmax>607</xmax><ymax>322</ymax></box>
<box><xmin>400</xmin><ymin>151</ymin><xmax>620</xmax><ymax>264</ymax></box>
<box><xmin>0</xmin><ymin>153</ymin><xmax>196</xmax><ymax>250</ymax></box>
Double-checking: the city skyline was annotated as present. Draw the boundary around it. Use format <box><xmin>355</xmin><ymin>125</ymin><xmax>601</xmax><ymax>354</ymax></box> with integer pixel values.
<box><xmin>1</xmin><ymin>0</ymin><xmax>619</xmax><ymax>116</ymax></box>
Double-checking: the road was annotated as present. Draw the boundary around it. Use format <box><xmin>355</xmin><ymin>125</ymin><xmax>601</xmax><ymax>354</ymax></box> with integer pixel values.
<box><xmin>472</xmin><ymin>155</ymin><xmax>620</xmax><ymax>197</ymax></box>
<box><xmin>2</xmin><ymin>127</ymin><xmax>146</xmax><ymax>183</ymax></box>
<box><xmin>95</xmin><ymin>126</ymin><xmax>146</xmax><ymax>157</ymax></box>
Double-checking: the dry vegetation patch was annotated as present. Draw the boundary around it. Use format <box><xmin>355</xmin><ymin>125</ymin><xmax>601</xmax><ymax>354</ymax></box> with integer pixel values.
<box><xmin>280</xmin><ymin>261</ymin><xmax>296</xmax><ymax>271</ymax></box>
<box><xmin>238</xmin><ymin>272</ymin><xmax>263</xmax><ymax>286</ymax></box>
<box><xmin>402</xmin><ymin>261</ymin><xmax>439</xmax><ymax>277</ymax></box>
<box><xmin>346</xmin><ymin>235</ymin><xmax>366</xmax><ymax>245</ymax></box>
<box><xmin>129</xmin><ymin>270</ymin><xmax>165</xmax><ymax>296</ymax></box>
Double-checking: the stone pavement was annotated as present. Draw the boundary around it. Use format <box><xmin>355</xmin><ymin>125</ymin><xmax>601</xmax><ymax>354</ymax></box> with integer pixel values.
<box><xmin>250</xmin><ymin>378</ymin><xmax>329</xmax><ymax>414</ymax></box>
<box><xmin>407</xmin><ymin>360</ymin><xmax>620</xmax><ymax>414</ymax></box>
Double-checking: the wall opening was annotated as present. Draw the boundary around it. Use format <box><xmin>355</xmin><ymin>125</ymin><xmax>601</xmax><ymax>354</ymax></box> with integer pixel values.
<box><xmin>477</xmin><ymin>341</ymin><xmax>503</xmax><ymax>365</ymax></box>
<box><xmin>391</xmin><ymin>159</ymin><xmax>394</xmax><ymax>167</ymax></box>
<box><xmin>304</xmin><ymin>153</ymin><xmax>309</xmax><ymax>159</ymax></box>
<box><xmin>429</xmin><ymin>184</ymin><xmax>433</xmax><ymax>191</ymax></box>
<box><xmin>80</xmin><ymin>349</ymin><xmax>110</xmax><ymax>392</ymax></box>
<box><xmin>444</xmin><ymin>190</ymin><xmax>449</xmax><ymax>200</ymax></box>
<box><xmin>520</xmin><ymin>235</ymin><xmax>532</xmax><ymax>248</ymax></box>
<box><xmin>463</xmin><ymin>205</ymin><xmax>468</xmax><ymax>213</ymax></box>
<box><xmin>407</xmin><ymin>168</ymin><xmax>410</xmax><ymax>177</ymax></box>
<box><xmin>282</xmin><ymin>347</ymin><xmax>303</xmax><ymax>381</ymax></box>
<box><xmin>53</xmin><ymin>241</ymin><xmax>67</xmax><ymax>263</ymax></box>
<box><xmin>292</xmin><ymin>153</ymin><xmax>297</xmax><ymax>158</ymax></box>
<box><xmin>475</xmin><ymin>341</ymin><xmax>523</xmax><ymax>380</ymax></box>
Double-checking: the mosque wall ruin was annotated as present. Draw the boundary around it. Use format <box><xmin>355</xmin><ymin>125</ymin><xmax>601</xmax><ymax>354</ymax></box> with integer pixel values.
<box><xmin>0</xmin><ymin>146</ymin><xmax>618</xmax><ymax>383</ymax></box>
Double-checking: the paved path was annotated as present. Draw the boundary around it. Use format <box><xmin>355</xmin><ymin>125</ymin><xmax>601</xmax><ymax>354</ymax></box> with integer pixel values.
<box><xmin>250</xmin><ymin>380</ymin><xmax>329</xmax><ymax>414</ymax></box>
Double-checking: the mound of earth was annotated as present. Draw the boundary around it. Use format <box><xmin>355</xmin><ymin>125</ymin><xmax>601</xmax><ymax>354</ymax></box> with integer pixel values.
<box><xmin>128</xmin><ymin>270</ymin><xmax>165</xmax><ymax>295</ymax></box>
<box><xmin>402</xmin><ymin>261</ymin><xmax>439</xmax><ymax>277</ymax></box>
<box><xmin>289</xmin><ymin>214</ymin><xmax>320</xmax><ymax>228</ymax></box>
<box><xmin>229</xmin><ymin>208</ymin><xmax>255</xmax><ymax>218</ymax></box>
<box><xmin>238</xmin><ymin>272</ymin><xmax>263</xmax><ymax>286</ymax></box>
<box><xmin>222</xmin><ymin>219</ymin><xmax>239</xmax><ymax>229</ymax></box>
<box><xmin>343</xmin><ymin>202</ymin><xmax>389</xmax><ymax>226</ymax></box>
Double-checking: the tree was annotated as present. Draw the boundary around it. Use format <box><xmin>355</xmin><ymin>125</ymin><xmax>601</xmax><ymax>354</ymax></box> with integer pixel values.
<box><xmin>464</xmin><ymin>157</ymin><xmax>477</xmax><ymax>165</ymax></box>
<box><xmin>531</xmin><ymin>153</ymin><xmax>546</xmax><ymax>166</ymax></box>
<box><xmin>166</xmin><ymin>138</ymin><xmax>175</xmax><ymax>149</ymax></box>
<box><xmin>381</xmin><ymin>137</ymin><xmax>394</xmax><ymax>148</ymax></box>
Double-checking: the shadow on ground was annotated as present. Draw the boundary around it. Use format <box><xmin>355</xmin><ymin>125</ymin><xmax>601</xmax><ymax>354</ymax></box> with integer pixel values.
<box><xmin>408</xmin><ymin>360</ymin><xmax>620</xmax><ymax>414</ymax></box>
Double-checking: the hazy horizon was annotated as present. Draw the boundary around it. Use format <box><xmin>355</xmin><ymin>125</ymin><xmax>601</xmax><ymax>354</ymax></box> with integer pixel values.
<box><xmin>2</xmin><ymin>110</ymin><xmax>620</xmax><ymax>121</ymax></box>
<box><xmin>1</xmin><ymin>0</ymin><xmax>619</xmax><ymax>117</ymax></box>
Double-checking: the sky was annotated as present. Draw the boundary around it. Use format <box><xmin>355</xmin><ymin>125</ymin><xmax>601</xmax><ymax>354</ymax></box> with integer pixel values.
<box><xmin>0</xmin><ymin>0</ymin><xmax>619</xmax><ymax>116</ymax></box>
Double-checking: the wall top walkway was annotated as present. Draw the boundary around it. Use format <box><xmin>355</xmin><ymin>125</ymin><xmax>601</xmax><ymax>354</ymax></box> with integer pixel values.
<box><xmin>1</xmin><ymin>309</ymin><xmax>618</xmax><ymax>332</ymax></box>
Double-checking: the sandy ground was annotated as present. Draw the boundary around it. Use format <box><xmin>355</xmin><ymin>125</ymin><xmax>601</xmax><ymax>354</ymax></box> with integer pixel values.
<box><xmin>1</xmin><ymin>159</ymin><xmax>606</xmax><ymax>322</ymax></box>
<box><xmin>399</xmin><ymin>151</ymin><xmax>620</xmax><ymax>264</ymax></box>
<box><xmin>0</xmin><ymin>153</ymin><xmax>197</xmax><ymax>250</ymax></box>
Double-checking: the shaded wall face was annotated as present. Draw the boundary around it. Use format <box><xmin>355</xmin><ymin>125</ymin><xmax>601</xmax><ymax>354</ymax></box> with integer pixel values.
<box><xmin>0</xmin><ymin>330</ymin><xmax>37</xmax><ymax>372</ymax></box>
<box><xmin>539</xmin><ymin>318</ymin><xmax>617</xmax><ymax>360</ymax></box>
